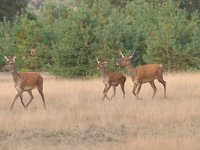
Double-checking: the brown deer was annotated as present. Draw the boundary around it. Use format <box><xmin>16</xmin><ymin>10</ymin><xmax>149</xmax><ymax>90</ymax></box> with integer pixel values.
<box><xmin>96</xmin><ymin>58</ymin><xmax>126</xmax><ymax>100</ymax></box>
<box><xmin>3</xmin><ymin>56</ymin><xmax>46</xmax><ymax>110</ymax></box>
<box><xmin>119</xmin><ymin>50</ymin><xmax>166</xmax><ymax>99</ymax></box>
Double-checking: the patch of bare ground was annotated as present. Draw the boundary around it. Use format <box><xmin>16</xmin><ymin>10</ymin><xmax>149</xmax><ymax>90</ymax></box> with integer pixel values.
<box><xmin>0</xmin><ymin>72</ymin><xmax>200</xmax><ymax>150</ymax></box>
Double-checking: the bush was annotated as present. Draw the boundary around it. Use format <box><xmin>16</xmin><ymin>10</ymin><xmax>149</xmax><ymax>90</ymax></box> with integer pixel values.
<box><xmin>0</xmin><ymin>0</ymin><xmax>199</xmax><ymax>77</ymax></box>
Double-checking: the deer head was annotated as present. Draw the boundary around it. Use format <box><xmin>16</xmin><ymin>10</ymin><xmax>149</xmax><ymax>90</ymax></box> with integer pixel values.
<box><xmin>4</xmin><ymin>56</ymin><xmax>16</xmax><ymax>72</ymax></box>
<box><xmin>119</xmin><ymin>50</ymin><xmax>135</xmax><ymax>67</ymax></box>
<box><xmin>96</xmin><ymin>58</ymin><xmax>108</xmax><ymax>70</ymax></box>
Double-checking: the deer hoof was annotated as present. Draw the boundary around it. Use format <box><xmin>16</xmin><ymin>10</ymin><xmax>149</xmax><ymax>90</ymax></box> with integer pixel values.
<box><xmin>137</xmin><ymin>97</ymin><xmax>142</xmax><ymax>100</ymax></box>
<box><xmin>164</xmin><ymin>96</ymin><xmax>168</xmax><ymax>99</ymax></box>
<box><xmin>107</xmin><ymin>97</ymin><xmax>112</xmax><ymax>100</ymax></box>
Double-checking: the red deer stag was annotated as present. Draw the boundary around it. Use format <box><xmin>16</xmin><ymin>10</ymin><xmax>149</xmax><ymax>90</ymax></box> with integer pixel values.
<box><xmin>96</xmin><ymin>58</ymin><xmax>126</xmax><ymax>100</ymax></box>
<box><xmin>119</xmin><ymin>50</ymin><xmax>166</xmax><ymax>99</ymax></box>
<box><xmin>4</xmin><ymin>56</ymin><xmax>46</xmax><ymax>110</ymax></box>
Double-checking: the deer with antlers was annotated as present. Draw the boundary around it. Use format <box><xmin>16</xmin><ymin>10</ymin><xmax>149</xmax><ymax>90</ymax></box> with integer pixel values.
<box><xmin>3</xmin><ymin>56</ymin><xmax>46</xmax><ymax>110</ymax></box>
<box><xmin>119</xmin><ymin>50</ymin><xmax>166</xmax><ymax>99</ymax></box>
<box><xmin>96</xmin><ymin>58</ymin><xmax>126</xmax><ymax>100</ymax></box>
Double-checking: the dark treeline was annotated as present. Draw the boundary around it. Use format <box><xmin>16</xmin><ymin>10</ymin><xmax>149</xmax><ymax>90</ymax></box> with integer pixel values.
<box><xmin>0</xmin><ymin>0</ymin><xmax>199</xmax><ymax>77</ymax></box>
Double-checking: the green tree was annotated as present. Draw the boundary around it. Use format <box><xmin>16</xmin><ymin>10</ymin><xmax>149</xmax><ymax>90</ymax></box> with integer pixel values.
<box><xmin>0</xmin><ymin>20</ymin><xmax>16</xmax><ymax>69</ymax></box>
<box><xmin>143</xmin><ymin>0</ymin><xmax>200</xmax><ymax>71</ymax></box>
<box><xmin>49</xmin><ymin>2</ymin><xmax>99</xmax><ymax>77</ymax></box>
<box><xmin>0</xmin><ymin>13</ymin><xmax>54</xmax><ymax>71</ymax></box>
<box><xmin>0</xmin><ymin>0</ymin><xmax>28</xmax><ymax>21</ymax></box>
<box><xmin>0</xmin><ymin>0</ymin><xmax>200</xmax><ymax>77</ymax></box>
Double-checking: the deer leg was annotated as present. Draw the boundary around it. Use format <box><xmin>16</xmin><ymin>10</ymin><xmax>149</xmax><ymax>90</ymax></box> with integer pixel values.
<box><xmin>158</xmin><ymin>79</ymin><xmax>167</xmax><ymax>98</ymax></box>
<box><xmin>25</xmin><ymin>91</ymin><xmax>34</xmax><ymax>109</ymax></box>
<box><xmin>103</xmin><ymin>85</ymin><xmax>111</xmax><ymax>100</ymax></box>
<box><xmin>102</xmin><ymin>86</ymin><xmax>107</xmax><ymax>100</ymax></box>
<box><xmin>19</xmin><ymin>94</ymin><xmax>26</xmax><ymax>108</ymax></box>
<box><xmin>136</xmin><ymin>84</ymin><xmax>142</xmax><ymax>99</ymax></box>
<box><xmin>150</xmin><ymin>81</ymin><xmax>157</xmax><ymax>99</ymax></box>
<box><xmin>38</xmin><ymin>88</ymin><xmax>46</xmax><ymax>109</ymax></box>
<box><xmin>10</xmin><ymin>91</ymin><xmax>23</xmax><ymax>111</ymax></box>
<box><xmin>103</xmin><ymin>86</ymin><xmax>106</xmax><ymax>94</ymax></box>
<box><xmin>133</xmin><ymin>83</ymin><xmax>138</xmax><ymax>99</ymax></box>
<box><xmin>120</xmin><ymin>83</ymin><xmax>125</xmax><ymax>99</ymax></box>
<box><xmin>111</xmin><ymin>86</ymin><xmax>117</xmax><ymax>100</ymax></box>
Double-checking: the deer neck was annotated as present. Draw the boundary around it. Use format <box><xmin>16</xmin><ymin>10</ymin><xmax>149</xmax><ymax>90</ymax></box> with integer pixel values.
<box><xmin>125</xmin><ymin>64</ymin><xmax>136</xmax><ymax>77</ymax></box>
<box><xmin>100</xmin><ymin>68</ymin><xmax>108</xmax><ymax>79</ymax></box>
<box><xmin>11</xmin><ymin>67</ymin><xmax>20</xmax><ymax>84</ymax></box>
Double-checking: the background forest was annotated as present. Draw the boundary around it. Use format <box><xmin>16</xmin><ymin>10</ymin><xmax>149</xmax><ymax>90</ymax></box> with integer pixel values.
<box><xmin>0</xmin><ymin>0</ymin><xmax>200</xmax><ymax>77</ymax></box>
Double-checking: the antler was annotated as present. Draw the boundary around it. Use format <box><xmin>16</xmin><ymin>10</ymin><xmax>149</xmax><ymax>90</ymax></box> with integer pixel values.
<box><xmin>119</xmin><ymin>50</ymin><xmax>125</xmax><ymax>58</ymax></box>
<box><xmin>4</xmin><ymin>55</ymin><xmax>9</xmax><ymax>61</ymax></box>
<box><xmin>13</xmin><ymin>56</ymin><xmax>16</xmax><ymax>62</ymax></box>
<box><xmin>96</xmin><ymin>58</ymin><xmax>100</xmax><ymax>63</ymax></box>
<box><xmin>129</xmin><ymin>49</ymin><xmax>136</xmax><ymax>59</ymax></box>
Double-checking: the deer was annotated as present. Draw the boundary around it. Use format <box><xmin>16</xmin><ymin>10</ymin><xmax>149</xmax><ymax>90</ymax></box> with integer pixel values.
<box><xmin>3</xmin><ymin>55</ymin><xmax>46</xmax><ymax>111</ymax></box>
<box><xmin>119</xmin><ymin>50</ymin><xmax>166</xmax><ymax>100</ymax></box>
<box><xmin>96</xmin><ymin>58</ymin><xmax>126</xmax><ymax>100</ymax></box>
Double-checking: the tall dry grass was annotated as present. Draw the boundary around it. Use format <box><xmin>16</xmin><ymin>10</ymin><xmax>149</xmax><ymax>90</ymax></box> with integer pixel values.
<box><xmin>0</xmin><ymin>72</ymin><xmax>200</xmax><ymax>150</ymax></box>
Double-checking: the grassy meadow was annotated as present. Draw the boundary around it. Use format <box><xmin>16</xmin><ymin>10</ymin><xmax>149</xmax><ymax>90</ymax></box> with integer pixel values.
<box><xmin>0</xmin><ymin>72</ymin><xmax>200</xmax><ymax>150</ymax></box>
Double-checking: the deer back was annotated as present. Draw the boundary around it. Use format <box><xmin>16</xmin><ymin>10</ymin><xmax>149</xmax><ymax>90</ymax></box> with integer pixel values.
<box><xmin>107</xmin><ymin>72</ymin><xmax>126</xmax><ymax>84</ymax></box>
<box><xmin>19</xmin><ymin>72</ymin><xmax>43</xmax><ymax>87</ymax></box>
<box><xmin>134</xmin><ymin>64</ymin><xmax>163</xmax><ymax>82</ymax></box>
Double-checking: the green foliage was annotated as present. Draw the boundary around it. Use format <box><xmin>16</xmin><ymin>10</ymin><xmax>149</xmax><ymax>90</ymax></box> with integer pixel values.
<box><xmin>0</xmin><ymin>0</ymin><xmax>200</xmax><ymax>77</ymax></box>
<box><xmin>49</xmin><ymin>2</ymin><xmax>99</xmax><ymax>77</ymax></box>
<box><xmin>0</xmin><ymin>0</ymin><xmax>28</xmax><ymax>22</ymax></box>
<box><xmin>0</xmin><ymin>19</ymin><xmax>16</xmax><ymax>69</ymax></box>
<box><xmin>0</xmin><ymin>13</ymin><xmax>54</xmax><ymax>71</ymax></box>
<box><xmin>143</xmin><ymin>0</ymin><xmax>200</xmax><ymax>71</ymax></box>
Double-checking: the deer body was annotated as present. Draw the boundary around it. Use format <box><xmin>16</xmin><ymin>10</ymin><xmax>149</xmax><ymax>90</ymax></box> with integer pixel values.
<box><xmin>119</xmin><ymin>51</ymin><xmax>166</xmax><ymax>99</ymax></box>
<box><xmin>97</xmin><ymin>59</ymin><xmax>126</xmax><ymax>100</ymax></box>
<box><xmin>4</xmin><ymin>56</ymin><xmax>46</xmax><ymax>110</ymax></box>
<box><xmin>128</xmin><ymin>64</ymin><xmax>163</xmax><ymax>83</ymax></box>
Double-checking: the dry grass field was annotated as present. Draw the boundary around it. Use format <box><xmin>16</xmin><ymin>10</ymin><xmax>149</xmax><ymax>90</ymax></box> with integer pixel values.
<box><xmin>0</xmin><ymin>72</ymin><xmax>200</xmax><ymax>150</ymax></box>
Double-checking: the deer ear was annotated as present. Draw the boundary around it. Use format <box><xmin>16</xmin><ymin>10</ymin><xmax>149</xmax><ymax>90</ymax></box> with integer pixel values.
<box><xmin>4</xmin><ymin>56</ymin><xmax>9</xmax><ymax>61</ymax></box>
<box><xmin>103</xmin><ymin>60</ymin><xmax>108</xmax><ymax>65</ymax></box>
<box><xmin>13</xmin><ymin>56</ymin><xmax>16</xmax><ymax>62</ymax></box>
